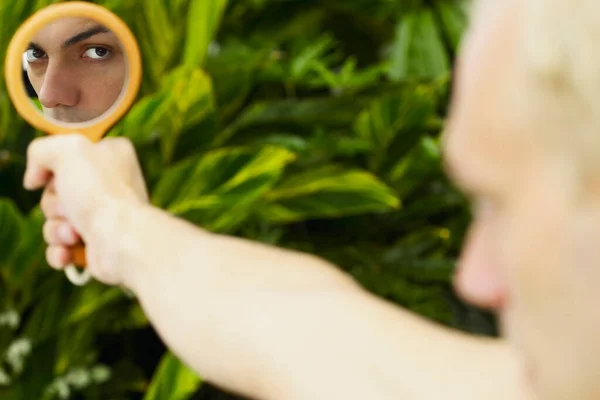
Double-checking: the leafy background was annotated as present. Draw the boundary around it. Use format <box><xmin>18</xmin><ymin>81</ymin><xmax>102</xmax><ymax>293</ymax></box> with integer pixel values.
<box><xmin>0</xmin><ymin>0</ymin><xmax>495</xmax><ymax>399</ymax></box>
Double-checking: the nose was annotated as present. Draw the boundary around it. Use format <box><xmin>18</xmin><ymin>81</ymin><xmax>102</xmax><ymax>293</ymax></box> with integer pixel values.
<box><xmin>37</xmin><ymin>61</ymin><xmax>79</xmax><ymax>109</ymax></box>
<box><xmin>453</xmin><ymin>220</ymin><xmax>507</xmax><ymax>311</ymax></box>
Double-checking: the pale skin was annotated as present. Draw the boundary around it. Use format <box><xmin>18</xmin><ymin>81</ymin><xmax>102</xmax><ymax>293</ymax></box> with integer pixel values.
<box><xmin>25</xmin><ymin>135</ymin><xmax>529</xmax><ymax>400</ymax></box>
<box><xmin>23</xmin><ymin>0</ymin><xmax>600</xmax><ymax>399</ymax></box>
<box><xmin>25</xmin><ymin>17</ymin><xmax>126</xmax><ymax>123</ymax></box>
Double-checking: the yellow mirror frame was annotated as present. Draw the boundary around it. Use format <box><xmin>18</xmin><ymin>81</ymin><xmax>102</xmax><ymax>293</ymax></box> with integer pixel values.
<box><xmin>4</xmin><ymin>1</ymin><xmax>142</xmax><ymax>142</ymax></box>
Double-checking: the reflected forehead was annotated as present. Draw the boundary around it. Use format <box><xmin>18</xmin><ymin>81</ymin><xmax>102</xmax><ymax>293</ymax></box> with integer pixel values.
<box><xmin>30</xmin><ymin>17</ymin><xmax>112</xmax><ymax>48</ymax></box>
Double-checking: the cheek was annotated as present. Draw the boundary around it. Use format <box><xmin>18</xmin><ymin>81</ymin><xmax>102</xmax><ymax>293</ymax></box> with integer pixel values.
<box><xmin>79</xmin><ymin>62</ymin><xmax>126</xmax><ymax>107</ymax></box>
<box><xmin>27</xmin><ymin>69</ymin><xmax>43</xmax><ymax>91</ymax></box>
<box><xmin>103</xmin><ymin>54</ymin><xmax>127</xmax><ymax>89</ymax></box>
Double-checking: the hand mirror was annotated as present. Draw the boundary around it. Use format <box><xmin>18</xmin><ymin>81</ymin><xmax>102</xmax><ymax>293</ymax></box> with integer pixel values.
<box><xmin>4</xmin><ymin>2</ymin><xmax>142</xmax><ymax>285</ymax></box>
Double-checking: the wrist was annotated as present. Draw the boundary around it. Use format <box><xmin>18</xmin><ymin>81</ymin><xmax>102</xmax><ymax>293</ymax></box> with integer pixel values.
<box><xmin>85</xmin><ymin>196</ymin><xmax>148</xmax><ymax>288</ymax></box>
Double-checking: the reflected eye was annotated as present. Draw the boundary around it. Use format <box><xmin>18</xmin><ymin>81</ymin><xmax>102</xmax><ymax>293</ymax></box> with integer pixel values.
<box><xmin>24</xmin><ymin>47</ymin><xmax>47</xmax><ymax>63</ymax></box>
<box><xmin>84</xmin><ymin>47</ymin><xmax>111</xmax><ymax>60</ymax></box>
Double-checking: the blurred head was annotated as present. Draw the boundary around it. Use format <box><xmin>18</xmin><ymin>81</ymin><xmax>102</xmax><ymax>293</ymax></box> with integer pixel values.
<box><xmin>444</xmin><ymin>0</ymin><xmax>600</xmax><ymax>398</ymax></box>
<box><xmin>24</xmin><ymin>17</ymin><xmax>126</xmax><ymax>123</ymax></box>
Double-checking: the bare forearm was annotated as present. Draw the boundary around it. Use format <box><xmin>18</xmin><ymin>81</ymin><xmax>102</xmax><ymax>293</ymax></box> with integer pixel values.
<box><xmin>105</xmin><ymin>202</ymin><xmax>530</xmax><ymax>400</ymax></box>
<box><xmin>109</xmin><ymin>202</ymin><xmax>360</xmax><ymax>397</ymax></box>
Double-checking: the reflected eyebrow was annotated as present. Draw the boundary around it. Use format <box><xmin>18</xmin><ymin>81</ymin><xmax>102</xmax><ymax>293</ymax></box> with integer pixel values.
<box><xmin>61</xmin><ymin>26</ymin><xmax>110</xmax><ymax>49</ymax></box>
<box><xmin>27</xmin><ymin>41</ymin><xmax>44</xmax><ymax>51</ymax></box>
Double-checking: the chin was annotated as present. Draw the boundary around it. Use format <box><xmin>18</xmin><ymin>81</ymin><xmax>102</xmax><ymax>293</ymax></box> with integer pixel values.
<box><xmin>47</xmin><ymin>113</ymin><xmax>97</xmax><ymax>123</ymax></box>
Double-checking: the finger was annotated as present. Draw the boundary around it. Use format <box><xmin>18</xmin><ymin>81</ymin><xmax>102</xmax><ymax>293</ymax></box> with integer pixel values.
<box><xmin>40</xmin><ymin>189</ymin><xmax>64</xmax><ymax>218</ymax></box>
<box><xmin>46</xmin><ymin>178</ymin><xmax>56</xmax><ymax>194</ymax></box>
<box><xmin>23</xmin><ymin>165</ymin><xmax>52</xmax><ymax>191</ymax></box>
<box><xmin>24</xmin><ymin>135</ymin><xmax>92</xmax><ymax>190</ymax></box>
<box><xmin>43</xmin><ymin>219</ymin><xmax>80</xmax><ymax>246</ymax></box>
<box><xmin>46</xmin><ymin>245</ymin><xmax>72</xmax><ymax>270</ymax></box>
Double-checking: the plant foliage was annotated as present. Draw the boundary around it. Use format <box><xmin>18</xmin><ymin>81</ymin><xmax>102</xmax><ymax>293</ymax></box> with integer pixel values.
<box><xmin>0</xmin><ymin>0</ymin><xmax>492</xmax><ymax>398</ymax></box>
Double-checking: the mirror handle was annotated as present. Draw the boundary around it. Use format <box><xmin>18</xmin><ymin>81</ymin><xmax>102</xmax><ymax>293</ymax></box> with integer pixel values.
<box><xmin>72</xmin><ymin>244</ymin><xmax>87</xmax><ymax>267</ymax></box>
<box><xmin>64</xmin><ymin>244</ymin><xmax>90</xmax><ymax>286</ymax></box>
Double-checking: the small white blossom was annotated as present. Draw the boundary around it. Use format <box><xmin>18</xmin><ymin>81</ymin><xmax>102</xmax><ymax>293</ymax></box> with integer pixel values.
<box><xmin>0</xmin><ymin>367</ymin><xmax>11</xmax><ymax>386</ymax></box>
<box><xmin>55</xmin><ymin>380</ymin><xmax>70</xmax><ymax>400</ymax></box>
<box><xmin>5</xmin><ymin>337</ymin><xmax>31</xmax><ymax>374</ymax></box>
<box><xmin>208</xmin><ymin>41</ymin><xmax>221</xmax><ymax>57</ymax></box>
<box><xmin>65</xmin><ymin>367</ymin><xmax>91</xmax><ymax>389</ymax></box>
<box><xmin>91</xmin><ymin>365</ymin><xmax>111</xmax><ymax>383</ymax></box>
<box><xmin>46</xmin><ymin>378</ymin><xmax>71</xmax><ymax>400</ymax></box>
<box><xmin>0</xmin><ymin>310</ymin><xmax>20</xmax><ymax>329</ymax></box>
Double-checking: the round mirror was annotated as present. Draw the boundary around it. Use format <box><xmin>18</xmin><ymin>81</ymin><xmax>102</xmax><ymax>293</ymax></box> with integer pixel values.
<box><xmin>22</xmin><ymin>17</ymin><xmax>128</xmax><ymax>126</ymax></box>
<box><xmin>5</xmin><ymin>1</ymin><xmax>141</xmax><ymax>141</ymax></box>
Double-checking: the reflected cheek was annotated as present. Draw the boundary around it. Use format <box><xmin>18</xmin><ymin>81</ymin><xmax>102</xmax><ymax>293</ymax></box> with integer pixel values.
<box><xmin>85</xmin><ymin>63</ymin><xmax>126</xmax><ymax>99</ymax></box>
<box><xmin>26</xmin><ymin>69</ymin><xmax>43</xmax><ymax>94</ymax></box>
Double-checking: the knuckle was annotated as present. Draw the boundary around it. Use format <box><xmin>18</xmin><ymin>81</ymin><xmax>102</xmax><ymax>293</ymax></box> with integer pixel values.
<box><xmin>27</xmin><ymin>137</ymin><xmax>44</xmax><ymax>160</ymax></box>
<box><xmin>67</xmin><ymin>134</ymin><xmax>90</xmax><ymax>150</ymax></box>
<box><xmin>102</xmin><ymin>137</ymin><xmax>138</xmax><ymax>170</ymax></box>
<box><xmin>114</xmin><ymin>137</ymin><xmax>136</xmax><ymax>158</ymax></box>
<box><xmin>98</xmin><ymin>137</ymin><xmax>135</xmax><ymax>158</ymax></box>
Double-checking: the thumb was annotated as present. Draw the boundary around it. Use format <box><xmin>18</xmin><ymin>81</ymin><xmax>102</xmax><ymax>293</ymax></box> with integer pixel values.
<box><xmin>24</xmin><ymin>135</ymin><xmax>92</xmax><ymax>190</ymax></box>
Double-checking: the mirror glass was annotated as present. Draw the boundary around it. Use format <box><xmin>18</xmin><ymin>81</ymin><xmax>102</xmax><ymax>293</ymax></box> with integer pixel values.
<box><xmin>21</xmin><ymin>17</ymin><xmax>128</xmax><ymax>126</ymax></box>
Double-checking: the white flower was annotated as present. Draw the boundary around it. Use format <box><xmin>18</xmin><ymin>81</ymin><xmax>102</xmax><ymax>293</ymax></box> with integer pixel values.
<box><xmin>45</xmin><ymin>378</ymin><xmax>71</xmax><ymax>399</ymax></box>
<box><xmin>54</xmin><ymin>380</ymin><xmax>70</xmax><ymax>400</ymax></box>
<box><xmin>5</xmin><ymin>337</ymin><xmax>31</xmax><ymax>374</ymax></box>
<box><xmin>208</xmin><ymin>41</ymin><xmax>221</xmax><ymax>57</ymax></box>
<box><xmin>91</xmin><ymin>365</ymin><xmax>111</xmax><ymax>383</ymax></box>
<box><xmin>64</xmin><ymin>367</ymin><xmax>91</xmax><ymax>389</ymax></box>
<box><xmin>0</xmin><ymin>310</ymin><xmax>20</xmax><ymax>329</ymax></box>
<box><xmin>0</xmin><ymin>367</ymin><xmax>11</xmax><ymax>386</ymax></box>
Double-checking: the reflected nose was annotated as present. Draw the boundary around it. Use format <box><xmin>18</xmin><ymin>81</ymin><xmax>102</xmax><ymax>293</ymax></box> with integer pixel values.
<box><xmin>37</xmin><ymin>61</ymin><xmax>79</xmax><ymax>108</ymax></box>
<box><xmin>453</xmin><ymin>220</ymin><xmax>507</xmax><ymax>311</ymax></box>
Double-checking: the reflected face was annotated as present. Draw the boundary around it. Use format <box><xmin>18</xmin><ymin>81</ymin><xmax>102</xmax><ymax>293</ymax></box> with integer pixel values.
<box><xmin>24</xmin><ymin>17</ymin><xmax>126</xmax><ymax>123</ymax></box>
<box><xmin>445</xmin><ymin>1</ymin><xmax>600</xmax><ymax>399</ymax></box>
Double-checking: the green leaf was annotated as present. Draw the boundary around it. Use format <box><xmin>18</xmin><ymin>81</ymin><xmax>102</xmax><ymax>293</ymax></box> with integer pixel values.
<box><xmin>143</xmin><ymin>351</ymin><xmax>202</xmax><ymax>400</ymax></box>
<box><xmin>98</xmin><ymin>359</ymin><xmax>148</xmax><ymax>396</ymax></box>
<box><xmin>21</xmin><ymin>275</ymin><xmax>70</xmax><ymax>345</ymax></box>
<box><xmin>6</xmin><ymin>338</ymin><xmax>58</xmax><ymax>400</ymax></box>
<box><xmin>216</xmin><ymin>96</ymin><xmax>372</xmax><ymax>146</ymax></box>
<box><xmin>183</xmin><ymin>0</ymin><xmax>228</xmax><ymax>67</ymax></box>
<box><xmin>290</xmin><ymin>35</ymin><xmax>336</xmax><ymax>80</ymax></box>
<box><xmin>258</xmin><ymin>166</ymin><xmax>400</xmax><ymax>223</ymax></box>
<box><xmin>354</xmin><ymin>86</ymin><xmax>439</xmax><ymax>172</ymax></box>
<box><xmin>434</xmin><ymin>0</ymin><xmax>470</xmax><ymax>52</ymax></box>
<box><xmin>62</xmin><ymin>285</ymin><xmax>126</xmax><ymax>327</ymax></box>
<box><xmin>134</xmin><ymin>0</ymin><xmax>180</xmax><ymax>89</ymax></box>
<box><xmin>112</xmin><ymin>66</ymin><xmax>214</xmax><ymax>163</ymax></box>
<box><xmin>152</xmin><ymin>146</ymin><xmax>296</xmax><ymax>231</ymax></box>
<box><xmin>388</xmin><ymin>136</ymin><xmax>442</xmax><ymax>196</ymax></box>
<box><xmin>388</xmin><ymin>8</ymin><xmax>450</xmax><ymax>81</ymax></box>
<box><xmin>206</xmin><ymin>42</ymin><xmax>263</xmax><ymax>122</ymax></box>
<box><xmin>8</xmin><ymin>208</ymin><xmax>47</xmax><ymax>309</ymax></box>
<box><xmin>0</xmin><ymin>198</ymin><xmax>25</xmax><ymax>278</ymax></box>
